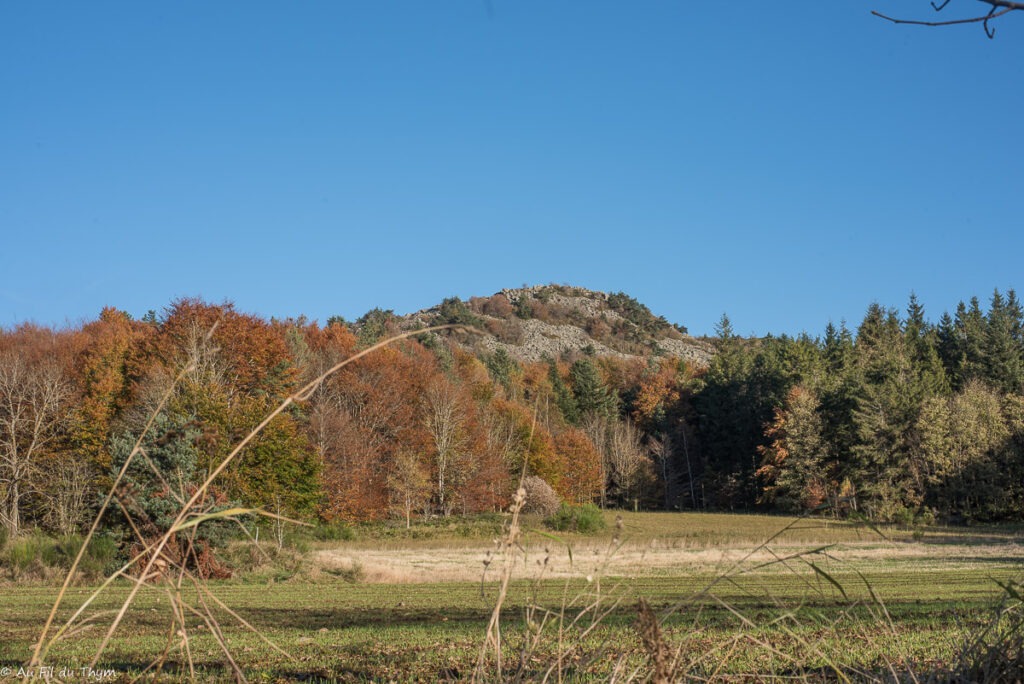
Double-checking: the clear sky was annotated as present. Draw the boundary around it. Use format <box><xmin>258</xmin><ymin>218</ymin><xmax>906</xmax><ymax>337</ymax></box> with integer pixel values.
<box><xmin>2</xmin><ymin>2</ymin><xmax>1022</xmax><ymax>337</ymax></box>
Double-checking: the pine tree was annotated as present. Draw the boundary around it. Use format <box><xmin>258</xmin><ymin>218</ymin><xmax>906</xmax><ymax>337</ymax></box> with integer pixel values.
<box><xmin>850</xmin><ymin>305</ymin><xmax>925</xmax><ymax>520</ymax></box>
<box><xmin>569</xmin><ymin>358</ymin><xmax>617</xmax><ymax>419</ymax></box>
<box><xmin>696</xmin><ymin>315</ymin><xmax>792</xmax><ymax>508</ymax></box>
<box><xmin>983</xmin><ymin>289</ymin><xmax>1024</xmax><ymax>393</ymax></box>
<box><xmin>904</xmin><ymin>294</ymin><xmax>949</xmax><ymax>397</ymax></box>
<box><xmin>485</xmin><ymin>348</ymin><xmax>519</xmax><ymax>396</ymax></box>
<box><xmin>953</xmin><ymin>298</ymin><xmax>987</xmax><ymax>387</ymax></box>
<box><xmin>548</xmin><ymin>362</ymin><xmax>580</xmax><ymax>425</ymax></box>
<box><xmin>757</xmin><ymin>385</ymin><xmax>830</xmax><ymax>513</ymax></box>
<box><xmin>936</xmin><ymin>311</ymin><xmax>959</xmax><ymax>383</ymax></box>
<box><xmin>109</xmin><ymin>413</ymin><xmax>234</xmax><ymax>576</ymax></box>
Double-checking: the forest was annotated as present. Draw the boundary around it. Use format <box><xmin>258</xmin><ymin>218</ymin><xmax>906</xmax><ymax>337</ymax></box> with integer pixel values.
<box><xmin>1</xmin><ymin>288</ymin><xmax>1023</xmax><ymax>548</ymax></box>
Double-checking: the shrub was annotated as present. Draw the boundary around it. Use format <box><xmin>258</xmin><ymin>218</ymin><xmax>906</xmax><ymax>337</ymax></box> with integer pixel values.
<box><xmin>51</xmin><ymin>534</ymin><xmax>121</xmax><ymax>578</ymax></box>
<box><xmin>222</xmin><ymin>539</ymin><xmax>305</xmax><ymax>581</ymax></box>
<box><xmin>544</xmin><ymin>503</ymin><xmax>606</xmax><ymax>534</ymax></box>
<box><xmin>313</xmin><ymin>523</ymin><xmax>357</xmax><ymax>542</ymax></box>
<box><xmin>521</xmin><ymin>476</ymin><xmax>562</xmax><ymax>516</ymax></box>
<box><xmin>915</xmin><ymin>508</ymin><xmax>936</xmax><ymax>527</ymax></box>
<box><xmin>1</xmin><ymin>533</ymin><xmax>121</xmax><ymax>581</ymax></box>
<box><xmin>481</xmin><ymin>294</ymin><xmax>514</xmax><ymax>318</ymax></box>
<box><xmin>323</xmin><ymin>559</ymin><xmax>364</xmax><ymax>583</ymax></box>
<box><xmin>6</xmin><ymin>535</ymin><xmax>46</xmax><ymax>573</ymax></box>
<box><xmin>432</xmin><ymin>297</ymin><xmax>482</xmax><ymax>327</ymax></box>
<box><xmin>893</xmin><ymin>507</ymin><xmax>915</xmax><ymax>529</ymax></box>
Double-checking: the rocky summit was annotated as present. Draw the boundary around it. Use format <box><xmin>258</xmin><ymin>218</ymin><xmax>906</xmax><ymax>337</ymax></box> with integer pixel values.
<box><xmin>403</xmin><ymin>284</ymin><xmax>713</xmax><ymax>365</ymax></box>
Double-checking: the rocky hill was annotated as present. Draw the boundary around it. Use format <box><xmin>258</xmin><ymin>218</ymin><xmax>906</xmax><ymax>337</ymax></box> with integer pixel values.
<box><xmin>403</xmin><ymin>285</ymin><xmax>714</xmax><ymax>366</ymax></box>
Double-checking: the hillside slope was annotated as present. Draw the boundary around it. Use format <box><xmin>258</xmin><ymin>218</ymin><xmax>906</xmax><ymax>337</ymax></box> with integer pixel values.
<box><xmin>404</xmin><ymin>285</ymin><xmax>713</xmax><ymax>365</ymax></box>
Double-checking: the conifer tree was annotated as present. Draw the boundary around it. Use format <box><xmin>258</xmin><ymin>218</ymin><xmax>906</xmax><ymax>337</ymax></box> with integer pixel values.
<box><xmin>983</xmin><ymin>289</ymin><xmax>1024</xmax><ymax>393</ymax></box>
<box><xmin>548</xmin><ymin>361</ymin><xmax>580</xmax><ymax>425</ymax></box>
<box><xmin>696</xmin><ymin>314</ymin><xmax>782</xmax><ymax>507</ymax></box>
<box><xmin>951</xmin><ymin>298</ymin><xmax>987</xmax><ymax>387</ymax></box>
<box><xmin>569</xmin><ymin>358</ymin><xmax>617</xmax><ymax>419</ymax></box>
<box><xmin>904</xmin><ymin>294</ymin><xmax>949</xmax><ymax>397</ymax></box>
<box><xmin>757</xmin><ymin>385</ymin><xmax>830</xmax><ymax>512</ymax></box>
<box><xmin>485</xmin><ymin>348</ymin><xmax>519</xmax><ymax>396</ymax></box>
<box><xmin>109</xmin><ymin>413</ymin><xmax>234</xmax><ymax>576</ymax></box>
<box><xmin>850</xmin><ymin>305</ymin><xmax>925</xmax><ymax>519</ymax></box>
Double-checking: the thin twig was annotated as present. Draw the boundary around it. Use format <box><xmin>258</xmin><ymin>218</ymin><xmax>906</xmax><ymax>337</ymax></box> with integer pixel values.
<box><xmin>872</xmin><ymin>5</ymin><xmax>1015</xmax><ymax>37</ymax></box>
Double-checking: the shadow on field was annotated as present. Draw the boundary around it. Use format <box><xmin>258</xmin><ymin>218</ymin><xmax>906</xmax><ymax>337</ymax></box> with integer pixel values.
<box><xmin>946</xmin><ymin>555</ymin><xmax>1024</xmax><ymax>565</ymax></box>
<box><xmin>237</xmin><ymin>605</ymin><xmax>495</xmax><ymax>630</ymax></box>
<box><xmin>917</xmin><ymin>529</ymin><xmax>1024</xmax><ymax>546</ymax></box>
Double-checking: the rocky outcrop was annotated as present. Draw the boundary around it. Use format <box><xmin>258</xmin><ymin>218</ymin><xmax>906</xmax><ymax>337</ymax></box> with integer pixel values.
<box><xmin>474</xmin><ymin>318</ymin><xmax>631</xmax><ymax>362</ymax></box>
<box><xmin>402</xmin><ymin>285</ymin><xmax>714</xmax><ymax>366</ymax></box>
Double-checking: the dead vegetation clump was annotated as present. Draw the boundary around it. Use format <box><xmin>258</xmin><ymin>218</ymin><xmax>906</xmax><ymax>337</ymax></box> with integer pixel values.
<box><xmin>520</xmin><ymin>476</ymin><xmax>561</xmax><ymax>516</ymax></box>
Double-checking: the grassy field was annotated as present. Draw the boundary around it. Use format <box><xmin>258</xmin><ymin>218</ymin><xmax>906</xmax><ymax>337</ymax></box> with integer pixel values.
<box><xmin>2</xmin><ymin>512</ymin><xmax>1023</xmax><ymax>682</ymax></box>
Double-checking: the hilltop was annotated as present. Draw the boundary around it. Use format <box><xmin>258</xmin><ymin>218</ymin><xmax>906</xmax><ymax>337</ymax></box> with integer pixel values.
<box><xmin>401</xmin><ymin>284</ymin><xmax>714</xmax><ymax>365</ymax></box>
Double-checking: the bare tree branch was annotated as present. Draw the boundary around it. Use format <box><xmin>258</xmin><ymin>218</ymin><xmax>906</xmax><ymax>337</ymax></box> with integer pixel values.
<box><xmin>873</xmin><ymin>0</ymin><xmax>1023</xmax><ymax>38</ymax></box>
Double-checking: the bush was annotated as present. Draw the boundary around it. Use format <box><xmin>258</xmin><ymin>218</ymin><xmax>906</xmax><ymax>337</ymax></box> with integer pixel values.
<box><xmin>915</xmin><ymin>508</ymin><xmax>936</xmax><ymax>527</ymax></box>
<box><xmin>313</xmin><ymin>523</ymin><xmax>357</xmax><ymax>542</ymax></box>
<box><xmin>222</xmin><ymin>540</ymin><xmax>304</xmax><ymax>581</ymax></box>
<box><xmin>521</xmin><ymin>476</ymin><xmax>562</xmax><ymax>516</ymax></box>
<box><xmin>544</xmin><ymin>503</ymin><xmax>606</xmax><ymax>534</ymax></box>
<box><xmin>1</xmin><ymin>533</ymin><xmax>121</xmax><ymax>581</ymax></box>
<box><xmin>892</xmin><ymin>507</ymin><xmax>915</xmax><ymax>529</ymax></box>
<box><xmin>6</xmin><ymin>535</ymin><xmax>47</xmax><ymax>573</ymax></box>
<box><xmin>56</xmin><ymin>534</ymin><xmax>121</xmax><ymax>578</ymax></box>
<box><xmin>323</xmin><ymin>559</ymin><xmax>364</xmax><ymax>583</ymax></box>
<box><xmin>432</xmin><ymin>297</ymin><xmax>482</xmax><ymax>327</ymax></box>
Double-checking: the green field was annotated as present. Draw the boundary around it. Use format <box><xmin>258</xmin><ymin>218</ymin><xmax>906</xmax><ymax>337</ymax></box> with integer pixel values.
<box><xmin>2</xmin><ymin>512</ymin><xmax>1023</xmax><ymax>682</ymax></box>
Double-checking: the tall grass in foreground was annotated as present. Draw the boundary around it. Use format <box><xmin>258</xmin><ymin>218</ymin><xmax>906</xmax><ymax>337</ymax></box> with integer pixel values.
<box><xmin>30</xmin><ymin>326</ymin><xmax>457</xmax><ymax>681</ymax></box>
<box><xmin>23</xmin><ymin>323</ymin><xmax>1024</xmax><ymax>682</ymax></box>
<box><xmin>471</xmin><ymin>504</ymin><xmax>1024</xmax><ymax>682</ymax></box>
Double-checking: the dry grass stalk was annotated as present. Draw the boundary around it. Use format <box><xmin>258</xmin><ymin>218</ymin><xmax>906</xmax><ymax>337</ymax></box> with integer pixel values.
<box><xmin>474</xmin><ymin>399</ymin><xmax>543</xmax><ymax>682</ymax></box>
<box><xmin>31</xmin><ymin>353</ymin><xmax>201</xmax><ymax>667</ymax></box>
<box><xmin>634</xmin><ymin>598</ymin><xmax>672</xmax><ymax>684</ymax></box>
<box><xmin>474</xmin><ymin>462</ymin><xmax>528</xmax><ymax>681</ymax></box>
<box><xmin>31</xmin><ymin>325</ymin><xmax>460</xmax><ymax>677</ymax></box>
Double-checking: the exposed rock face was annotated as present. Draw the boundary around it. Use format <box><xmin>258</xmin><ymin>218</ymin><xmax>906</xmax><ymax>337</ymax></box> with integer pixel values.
<box><xmin>474</xmin><ymin>318</ymin><xmax>630</xmax><ymax>362</ymax></box>
<box><xmin>403</xmin><ymin>285</ymin><xmax>714</xmax><ymax>366</ymax></box>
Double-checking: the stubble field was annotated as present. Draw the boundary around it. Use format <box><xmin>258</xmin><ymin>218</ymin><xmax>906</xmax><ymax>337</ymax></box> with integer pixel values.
<box><xmin>2</xmin><ymin>512</ymin><xmax>1022</xmax><ymax>682</ymax></box>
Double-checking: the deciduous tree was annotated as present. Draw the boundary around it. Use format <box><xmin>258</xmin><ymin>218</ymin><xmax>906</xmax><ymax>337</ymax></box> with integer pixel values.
<box><xmin>0</xmin><ymin>341</ymin><xmax>71</xmax><ymax>537</ymax></box>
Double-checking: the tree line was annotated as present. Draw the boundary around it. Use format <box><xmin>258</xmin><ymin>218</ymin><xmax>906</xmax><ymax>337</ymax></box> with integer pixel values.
<box><xmin>1</xmin><ymin>289</ymin><xmax>1022</xmax><ymax>545</ymax></box>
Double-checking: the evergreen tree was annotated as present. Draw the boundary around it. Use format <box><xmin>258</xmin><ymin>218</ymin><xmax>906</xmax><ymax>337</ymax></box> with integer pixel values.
<box><xmin>904</xmin><ymin>294</ymin><xmax>949</xmax><ymax>397</ymax></box>
<box><xmin>823</xmin><ymin>321</ymin><xmax>855</xmax><ymax>377</ymax></box>
<box><xmin>983</xmin><ymin>289</ymin><xmax>1024</xmax><ymax>393</ymax></box>
<box><xmin>548</xmin><ymin>362</ymin><xmax>580</xmax><ymax>425</ymax></box>
<box><xmin>108</xmin><ymin>413</ymin><xmax>235</xmax><ymax>576</ymax></box>
<box><xmin>355</xmin><ymin>308</ymin><xmax>397</xmax><ymax>347</ymax></box>
<box><xmin>951</xmin><ymin>298</ymin><xmax>987</xmax><ymax>387</ymax></box>
<box><xmin>485</xmin><ymin>348</ymin><xmax>519</xmax><ymax>395</ymax></box>
<box><xmin>936</xmin><ymin>311</ymin><xmax>959</xmax><ymax>385</ymax></box>
<box><xmin>905</xmin><ymin>293</ymin><xmax>925</xmax><ymax>336</ymax></box>
<box><xmin>569</xmin><ymin>358</ymin><xmax>617</xmax><ymax>418</ymax></box>
<box><xmin>757</xmin><ymin>385</ymin><xmax>830</xmax><ymax>513</ymax></box>
<box><xmin>849</xmin><ymin>305</ymin><xmax>930</xmax><ymax>520</ymax></box>
<box><xmin>695</xmin><ymin>315</ymin><xmax>790</xmax><ymax>508</ymax></box>
<box><xmin>1006</xmin><ymin>289</ymin><xmax>1024</xmax><ymax>344</ymax></box>
<box><xmin>819</xmin><ymin>320</ymin><xmax>860</xmax><ymax>493</ymax></box>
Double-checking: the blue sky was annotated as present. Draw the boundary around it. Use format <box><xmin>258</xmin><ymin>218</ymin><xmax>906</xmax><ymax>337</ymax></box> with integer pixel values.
<box><xmin>2</xmin><ymin>2</ymin><xmax>1022</xmax><ymax>337</ymax></box>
